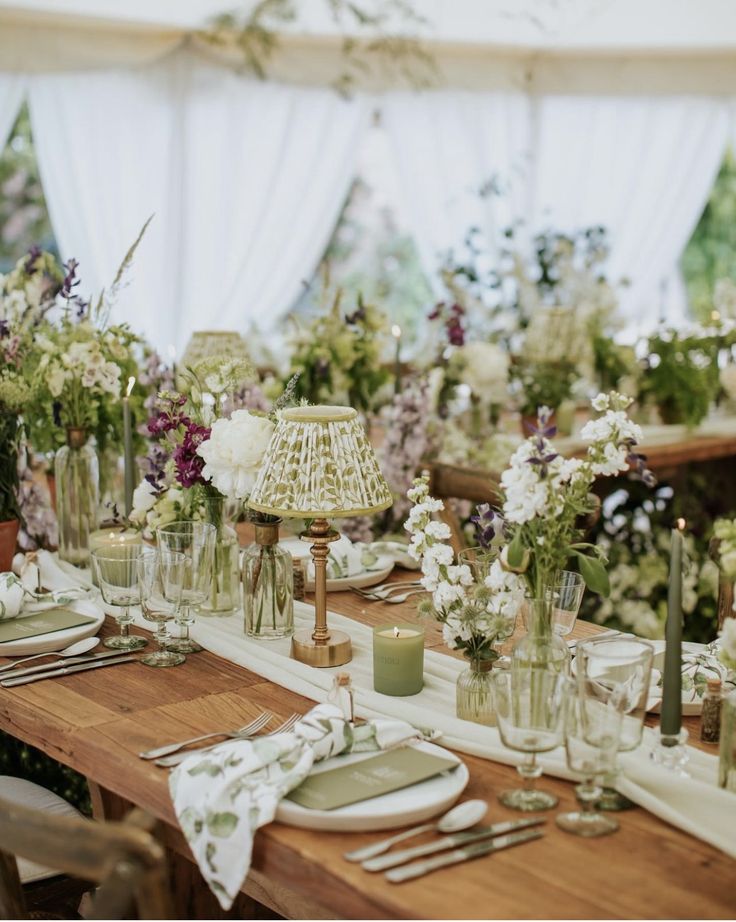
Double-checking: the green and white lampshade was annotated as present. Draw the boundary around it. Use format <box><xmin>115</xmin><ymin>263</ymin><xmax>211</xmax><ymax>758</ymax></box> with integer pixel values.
<box><xmin>248</xmin><ymin>406</ymin><xmax>393</xmax><ymax>519</ymax></box>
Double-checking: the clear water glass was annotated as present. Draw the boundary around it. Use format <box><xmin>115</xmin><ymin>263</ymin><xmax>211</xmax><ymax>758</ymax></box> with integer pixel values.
<box><xmin>91</xmin><ymin>546</ymin><xmax>148</xmax><ymax>651</ymax></box>
<box><xmin>552</xmin><ymin>571</ymin><xmax>585</xmax><ymax>637</ymax></box>
<box><xmin>575</xmin><ymin>636</ymin><xmax>654</xmax><ymax>809</ymax></box>
<box><xmin>156</xmin><ymin>521</ymin><xmax>216</xmax><ymax>654</ymax></box>
<box><xmin>137</xmin><ymin>547</ymin><xmax>186</xmax><ymax>668</ymax></box>
<box><xmin>492</xmin><ymin>668</ymin><xmax>570</xmax><ymax>811</ymax></box>
<box><xmin>457</xmin><ymin>546</ymin><xmax>497</xmax><ymax>582</ymax></box>
<box><xmin>556</xmin><ymin>689</ymin><xmax>623</xmax><ymax>837</ymax></box>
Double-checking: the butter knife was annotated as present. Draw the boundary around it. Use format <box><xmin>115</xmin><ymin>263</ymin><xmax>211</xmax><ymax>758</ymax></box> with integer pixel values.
<box><xmin>385</xmin><ymin>828</ymin><xmax>544</xmax><ymax>883</ymax></box>
<box><xmin>361</xmin><ymin>817</ymin><xmax>544</xmax><ymax>872</ymax></box>
<box><xmin>4</xmin><ymin>650</ymin><xmax>129</xmax><ymax>679</ymax></box>
<box><xmin>1</xmin><ymin>655</ymin><xmax>137</xmax><ymax>687</ymax></box>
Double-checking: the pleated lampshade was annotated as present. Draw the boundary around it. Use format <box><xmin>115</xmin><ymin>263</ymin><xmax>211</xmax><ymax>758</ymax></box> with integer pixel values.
<box><xmin>248</xmin><ymin>406</ymin><xmax>393</xmax><ymax>519</ymax></box>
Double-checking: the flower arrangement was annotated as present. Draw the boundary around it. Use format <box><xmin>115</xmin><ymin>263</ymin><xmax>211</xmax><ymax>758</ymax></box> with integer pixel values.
<box><xmin>287</xmin><ymin>288</ymin><xmax>390</xmax><ymax>413</ymax></box>
<box><xmin>405</xmin><ymin>476</ymin><xmax>524</xmax><ymax>665</ymax></box>
<box><xmin>499</xmin><ymin>392</ymin><xmax>655</xmax><ymax>600</ymax></box>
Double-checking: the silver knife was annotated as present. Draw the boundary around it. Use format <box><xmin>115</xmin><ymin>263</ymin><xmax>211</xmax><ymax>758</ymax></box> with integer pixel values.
<box><xmin>4</xmin><ymin>650</ymin><xmax>130</xmax><ymax>679</ymax></box>
<box><xmin>385</xmin><ymin>828</ymin><xmax>544</xmax><ymax>883</ymax></box>
<box><xmin>1</xmin><ymin>655</ymin><xmax>138</xmax><ymax>687</ymax></box>
<box><xmin>362</xmin><ymin>817</ymin><xmax>544</xmax><ymax>872</ymax></box>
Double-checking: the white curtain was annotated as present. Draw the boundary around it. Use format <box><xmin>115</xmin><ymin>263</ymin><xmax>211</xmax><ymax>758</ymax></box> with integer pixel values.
<box><xmin>531</xmin><ymin>96</ymin><xmax>731</xmax><ymax>329</ymax></box>
<box><xmin>28</xmin><ymin>53</ymin><xmax>366</xmax><ymax>354</ymax></box>
<box><xmin>0</xmin><ymin>73</ymin><xmax>25</xmax><ymax>148</ymax></box>
<box><xmin>382</xmin><ymin>90</ymin><xmax>531</xmax><ymax>287</ymax></box>
<box><xmin>175</xmin><ymin>60</ymin><xmax>367</xmax><ymax>351</ymax></box>
<box><xmin>29</xmin><ymin>63</ymin><xmax>179</xmax><ymax>352</ymax></box>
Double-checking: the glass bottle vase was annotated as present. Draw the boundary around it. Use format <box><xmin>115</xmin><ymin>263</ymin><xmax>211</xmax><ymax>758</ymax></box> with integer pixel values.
<box><xmin>456</xmin><ymin>657</ymin><xmax>496</xmax><ymax>726</ymax></box>
<box><xmin>511</xmin><ymin>597</ymin><xmax>570</xmax><ymax>674</ymax></box>
<box><xmin>199</xmin><ymin>491</ymin><xmax>240</xmax><ymax>615</ymax></box>
<box><xmin>55</xmin><ymin>428</ymin><xmax>99</xmax><ymax>567</ymax></box>
<box><xmin>243</xmin><ymin>519</ymin><xmax>294</xmax><ymax>640</ymax></box>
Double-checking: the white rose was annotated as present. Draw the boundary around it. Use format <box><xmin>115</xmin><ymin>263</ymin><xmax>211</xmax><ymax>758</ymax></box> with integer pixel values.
<box><xmin>130</xmin><ymin>479</ymin><xmax>158</xmax><ymax>525</ymax></box>
<box><xmin>197</xmin><ymin>410</ymin><xmax>275</xmax><ymax>500</ymax></box>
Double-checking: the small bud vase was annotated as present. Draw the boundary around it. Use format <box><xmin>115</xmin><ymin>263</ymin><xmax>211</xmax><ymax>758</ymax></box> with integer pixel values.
<box><xmin>55</xmin><ymin>428</ymin><xmax>99</xmax><ymax>567</ymax></box>
<box><xmin>456</xmin><ymin>657</ymin><xmax>496</xmax><ymax>726</ymax></box>
<box><xmin>199</xmin><ymin>491</ymin><xmax>239</xmax><ymax>615</ymax></box>
<box><xmin>243</xmin><ymin>519</ymin><xmax>294</xmax><ymax>640</ymax></box>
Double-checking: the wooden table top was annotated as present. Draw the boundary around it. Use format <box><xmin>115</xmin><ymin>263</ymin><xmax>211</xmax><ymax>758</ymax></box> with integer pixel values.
<box><xmin>0</xmin><ymin>589</ymin><xmax>733</xmax><ymax>920</ymax></box>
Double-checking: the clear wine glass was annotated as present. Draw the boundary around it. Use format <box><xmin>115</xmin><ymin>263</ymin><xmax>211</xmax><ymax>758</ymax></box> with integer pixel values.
<box><xmin>156</xmin><ymin>521</ymin><xmax>215</xmax><ymax>654</ymax></box>
<box><xmin>91</xmin><ymin>546</ymin><xmax>148</xmax><ymax>651</ymax></box>
<box><xmin>556</xmin><ymin>687</ymin><xmax>623</xmax><ymax>837</ymax></box>
<box><xmin>492</xmin><ymin>668</ymin><xmax>570</xmax><ymax>811</ymax></box>
<box><xmin>575</xmin><ymin>636</ymin><xmax>654</xmax><ymax>810</ymax></box>
<box><xmin>137</xmin><ymin>547</ymin><xmax>186</xmax><ymax>668</ymax></box>
<box><xmin>552</xmin><ymin>571</ymin><xmax>585</xmax><ymax>638</ymax></box>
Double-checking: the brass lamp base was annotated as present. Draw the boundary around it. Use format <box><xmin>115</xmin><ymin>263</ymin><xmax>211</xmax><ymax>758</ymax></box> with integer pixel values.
<box><xmin>292</xmin><ymin>517</ymin><xmax>353</xmax><ymax>668</ymax></box>
<box><xmin>291</xmin><ymin>628</ymin><xmax>352</xmax><ymax>667</ymax></box>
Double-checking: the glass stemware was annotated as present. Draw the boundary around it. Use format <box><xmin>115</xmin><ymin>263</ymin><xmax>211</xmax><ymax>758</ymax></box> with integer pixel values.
<box><xmin>457</xmin><ymin>546</ymin><xmax>496</xmax><ymax>582</ymax></box>
<box><xmin>157</xmin><ymin>521</ymin><xmax>216</xmax><ymax>654</ymax></box>
<box><xmin>556</xmin><ymin>688</ymin><xmax>623</xmax><ymax>836</ymax></box>
<box><xmin>91</xmin><ymin>546</ymin><xmax>148</xmax><ymax>651</ymax></box>
<box><xmin>575</xmin><ymin>637</ymin><xmax>654</xmax><ymax>810</ymax></box>
<box><xmin>492</xmin><ymin>668</ymin><xmax>569</xmax><ymax>811</ymax></box>
<box><xmin>551</xmin><ymin>571</ymin><xmax>585</xmax><ymax>638</ymax></box>
<box><xmin>137</xmin><ymin>547</ymin><xmax>186</xmax><ymax>668</ymax></box>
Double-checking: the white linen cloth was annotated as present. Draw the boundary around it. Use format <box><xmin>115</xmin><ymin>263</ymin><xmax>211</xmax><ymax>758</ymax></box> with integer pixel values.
<box><xmin>170</xmin><ymin>703</ymin><xmax>421</xmax><ymax>909</ymax></box>
<box><xmin>20</xmin><ymin>556</ymin><xmax>734</xmax><ymax>881</ymax></box>
<box><xmin>0</xmin><ymin>551</ymin><xmax>93</xmax><ymax>620</ymax></box>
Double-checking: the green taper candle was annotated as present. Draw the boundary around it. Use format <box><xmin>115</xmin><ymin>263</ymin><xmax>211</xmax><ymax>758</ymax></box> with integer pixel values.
<box><xmin>661</xmin><ymin>519</ymin><xmax>684</xmax><ymax>738</ymax></box>
<box><xmin>373</xmin><ymin>623</ymin><xmax>424</xmax><ymax>696</ymax></box>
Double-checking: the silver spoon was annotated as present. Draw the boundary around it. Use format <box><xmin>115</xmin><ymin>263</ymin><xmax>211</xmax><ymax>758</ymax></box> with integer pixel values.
<box><xmin>0</xmin><ymin>636</ymin><xmax>100</xmax><ymax>673</ymax></box>
<box><xmin>343</xmin><ymin>799</ymin><xmax>488</xmax><ymax>863</ymax></box>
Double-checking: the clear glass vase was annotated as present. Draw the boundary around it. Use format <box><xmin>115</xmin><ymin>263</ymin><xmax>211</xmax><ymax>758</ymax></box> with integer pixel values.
<box><xmin>199</xmin><ymin>491</ymin><xmax>240</xmax><ymax>615</ymax></box>
<box><xmin>55</xmin><ymin>428</ymin><xmax>99</xmax><ymax>567</ymax></box>
<box><xmin>456</xmin><ymin>658</ymin><xmax>496</xmax><ymax>726</ymax></box>
<box><xmin>511</xmin><ymin>597</ymin><xmax>570</xmax><ymax>674</ymax></box>
<box><xmin>243</xmin><ymin>519</ymin><xmax>294</xmax><ymax>640</ymax></box>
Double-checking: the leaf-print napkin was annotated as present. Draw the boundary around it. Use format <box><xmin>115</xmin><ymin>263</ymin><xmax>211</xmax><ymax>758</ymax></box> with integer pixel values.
<box><xmin>169</xmin><ymin>703</ymin><xmax>422</xmax><ymax>909</ymax></box>
<box><xmin>0</xmin><ymin>551</ymin><xmax>93</xmax><ymax>621</ymax></box>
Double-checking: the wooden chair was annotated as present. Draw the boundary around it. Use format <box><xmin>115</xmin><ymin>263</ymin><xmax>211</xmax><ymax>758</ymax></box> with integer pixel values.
<box><xmin>426</xmin><ymin>461</ymin><xmax>499</xmax><ymax>554</ymax></box>
<box><xmin>0</xmin><ymin>795</ymin><xmax>174</xmax><ymax>920</ymax></box>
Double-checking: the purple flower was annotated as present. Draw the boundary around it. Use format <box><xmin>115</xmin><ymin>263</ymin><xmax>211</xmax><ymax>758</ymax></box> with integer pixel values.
<box><xmin>24</xmin><ymin>246</ymin><xmax>41</xmax><ymax>274</ymax></box>
<box><xmin>173</xmin><ymin>421</ymin><xmax>210</xmax><ymax>488</ymax></box>
<box><xmin>470</xmin><ymin>503</ymin><xmax>504</xmax><ymax>548</ymax></box>
<box><xmin>0</xmin><ymin>320</ymin><xmax>9</xmax><ymax>339</ymax></box>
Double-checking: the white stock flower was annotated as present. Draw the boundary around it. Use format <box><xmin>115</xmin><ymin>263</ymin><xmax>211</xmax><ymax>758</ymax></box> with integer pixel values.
<box><xmin>130</xmin><ymin>479</ymin><xmax>157</xmax><ymax>525</ymax></box>
<box><xmin>197</xmin><ymin>410</ymin><xmax>275</xmax><ymax>500</ymax></box>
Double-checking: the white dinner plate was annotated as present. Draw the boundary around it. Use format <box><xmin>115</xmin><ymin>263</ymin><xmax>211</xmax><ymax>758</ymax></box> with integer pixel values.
<box><xmin>275</xmin><ymin>740</ymin><xmax>468</xmax><ymax>832</ymax></box>
<box><xmin>279</xmin><ymin>537</ymin><xmax>395</xmax><ymax>592</ymax></box>
<box><xmin>647</xmin><ymin>641</ymin><xmax>718</xmax><ymax>716</ymax></box>
<box><xmin>0</xmin><ymin>605</ymin><xmax>105</xmax><ymax>656</ymax></box>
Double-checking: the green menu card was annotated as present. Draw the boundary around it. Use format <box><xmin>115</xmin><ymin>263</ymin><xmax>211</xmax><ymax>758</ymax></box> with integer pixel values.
<box><xmin>286</xmin><ymin>747</ymin><xmax>459</xmax><ymax>811</ymax></box>
<box><xmin>0</xmin><ymin>609</ymin><xmax>97</xmax><ymax>644</ymax></box>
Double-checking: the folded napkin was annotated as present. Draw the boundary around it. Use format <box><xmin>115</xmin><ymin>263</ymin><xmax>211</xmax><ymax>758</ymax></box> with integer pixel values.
<box><xmin>0</xmin><ymin>551</ymin><xmax>93</xmax><ymax>620</ymax></box>
<box><xmin>169</xmin><ymin>703</ymin><xmax>422</xmax><ymax>910</ymax></box>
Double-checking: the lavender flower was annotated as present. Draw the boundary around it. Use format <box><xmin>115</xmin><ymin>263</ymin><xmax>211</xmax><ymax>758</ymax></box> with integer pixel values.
<box><xmin>470</xmin><ymin>503</ymin><xmax>504</xmax><ymax>548</ymax></box>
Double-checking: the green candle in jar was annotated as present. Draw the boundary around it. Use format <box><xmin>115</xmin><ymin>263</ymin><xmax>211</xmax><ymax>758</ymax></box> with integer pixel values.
<box><xmin>373</xmin><ymin>623</ymin><xmax>424</xmax><ymax>696</ymax></box>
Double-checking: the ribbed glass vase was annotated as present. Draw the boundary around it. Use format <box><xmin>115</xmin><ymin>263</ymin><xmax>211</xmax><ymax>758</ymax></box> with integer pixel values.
<box><xmin>199</xmin><ymin>491</ymin><xmax>240</xmax><ymax>615</ymax></box>
<box><xmin>456</xmin><ymin>658</ymin><xmax>496</xmax><ymax>726</ymax></box>
<box><xmin>55</xmin><ymin>428</ymin><xmax>99</xmax><ymax>567</ymax></box>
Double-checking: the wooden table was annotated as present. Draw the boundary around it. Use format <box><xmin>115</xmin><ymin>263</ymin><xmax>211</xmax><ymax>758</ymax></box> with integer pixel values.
<box><xmin>0</xmin><ymin>592</ymin><xmax>733</xmax><ymax>920</ymax></box>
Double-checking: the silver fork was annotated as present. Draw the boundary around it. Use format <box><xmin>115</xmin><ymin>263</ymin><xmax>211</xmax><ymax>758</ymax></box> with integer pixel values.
<box><xmin>358</xmin><ymin>588</ymin><xmax>428</xmax><ymax>604</ymax></box>
<box><xmin>154</xmin><ymin>713</ymin><xmax>301</xmax><ymax>768</ymax></box>
<box><xmin>353</xmin><ymin>584</ymin><xmax>424</xmax><ymax>600</ymax></box>
<box><xmin>353</xmin><ymin>579</ymin><xmax>422</xmax><ymax>595</ymax></box>
<box><xmin>139</xmin><ymin>711</ymin><xmax>272</xmax><ymax>760</ymax></box>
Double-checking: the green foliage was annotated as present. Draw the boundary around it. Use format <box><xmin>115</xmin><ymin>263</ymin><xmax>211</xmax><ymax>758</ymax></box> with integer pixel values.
<box><xmin>0</xmin><ymin>105</ymin><xmax>57</xmax><ymax>272</ymax></box>
<box><xmin>592</xmin><ymin>335</ymin><xmax>638</xmax><ymax>393</ymax></box>
<box><xmin>0</xmin><ymin>732</ymin><xmax>91</xmax><ymax>814</ymax></box>
<box><xmin>510</xmin><ymin>358</ymin><xmax>577</xmax><ymax>416</ymax></box>
<box><xmin>639</xmin><ymin>329</ymin><xmax>722</xmax><ymax>427</ymax></box>
<box><xmin>203</xmin><ymin>0</ymin><xmax>437</xmax><ymax>98</ymax></box>
<box><xmin>0</xmin><ymin>414</ymin><xmax>20</xmax><ymax>521</ymax></box>
<box><xmin>681</xmin><ymin>150</ymin><xmax>736</xmax><ymax>323</ymax></box>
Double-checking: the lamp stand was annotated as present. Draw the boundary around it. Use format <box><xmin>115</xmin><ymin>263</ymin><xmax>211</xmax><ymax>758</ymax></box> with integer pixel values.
<box><xmin>291</xmin><ymin>518</ymin><xmax>352</xmax><ymax>667</ymax></box>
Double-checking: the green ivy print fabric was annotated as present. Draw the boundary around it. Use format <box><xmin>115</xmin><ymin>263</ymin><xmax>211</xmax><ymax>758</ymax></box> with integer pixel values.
<box><xmin>169</xmin><ymin>703</ymin><xmax>420</xmax><ymax>909</ymax></box>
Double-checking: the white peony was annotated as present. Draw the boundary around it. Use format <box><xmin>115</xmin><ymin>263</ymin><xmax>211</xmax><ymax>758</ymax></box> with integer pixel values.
<box><xmin>130</xmin><ymin>479</ymin><xmax>158</xmax><ymax>525</ymax></box>
<box><xmin>197</xmin><ymin>410</ymin><xmax>275</xmax><ymax>500</ymax></box>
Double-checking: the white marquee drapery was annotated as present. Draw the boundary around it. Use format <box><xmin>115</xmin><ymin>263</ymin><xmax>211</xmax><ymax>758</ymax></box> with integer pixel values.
<box><xmin>27</xmin><ymin>52</ymin><xmax>367</xmax><ymax>354</ymax></box>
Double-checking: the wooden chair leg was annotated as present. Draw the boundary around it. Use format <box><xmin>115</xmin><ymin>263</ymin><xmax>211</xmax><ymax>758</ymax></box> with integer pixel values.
<box><xmin>0</xmin><ymin>848</ymin><xmax>27</xmax><ymax>920</ymax></box>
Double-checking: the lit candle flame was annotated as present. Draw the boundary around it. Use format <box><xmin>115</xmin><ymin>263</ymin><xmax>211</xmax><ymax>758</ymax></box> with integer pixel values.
<box><xmin>393</xmin><ymin>626</ymin><xmax>400</xmax><ymax>638</ymax></box>
<box><xmin>676</xmin><ymin>518</ymin><xmax>686</xmax><ymax>531</ymax></box>
<box><xmin>126</xmin><ymin>376</ymin><xmax>135</xmax><ymax>398</ymax></box>
<box><xmin>391</xmin><ymin>324</ymin><xmax>401</xmax><ymax>339</ymax></box>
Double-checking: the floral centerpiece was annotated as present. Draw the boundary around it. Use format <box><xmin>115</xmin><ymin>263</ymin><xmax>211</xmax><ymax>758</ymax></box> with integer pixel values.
<box><xmin>287</xmin><ymin>287</ymin><xmax>390</xmax><ymax>413</ymax></box>
<box><xmin>405</xmin><ymin>475</ymin><xmax>524</xmax><ymax>724</ymax></box>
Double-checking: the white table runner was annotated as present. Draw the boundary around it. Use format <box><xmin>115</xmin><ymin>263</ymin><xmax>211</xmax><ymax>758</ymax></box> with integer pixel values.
<box><xmin>128</xmin><ymin>598</ymin><xmax>736</xmax><ymax>860</ymax></box>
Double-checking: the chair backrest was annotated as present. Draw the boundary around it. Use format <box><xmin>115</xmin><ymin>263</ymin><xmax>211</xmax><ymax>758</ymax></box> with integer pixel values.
<box><xmin>426</xmin><ymin>462</ymin><xmax>499</xmax><ymax>554</ymax></box>
<box><xmin>0</xmin><ymin>799</ymin><xmax>173</xmax><ymax>920</ymax></box>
